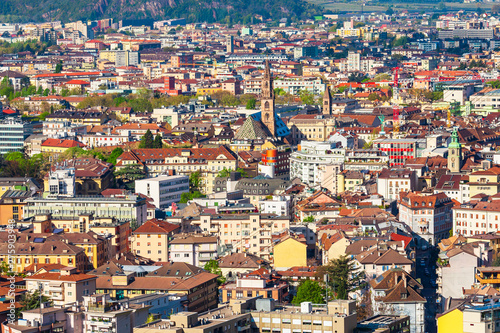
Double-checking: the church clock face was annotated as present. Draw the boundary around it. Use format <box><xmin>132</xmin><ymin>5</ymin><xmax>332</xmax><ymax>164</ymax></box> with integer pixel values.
<box><xmin>451</xmin><ymin>157</ymin><xmax>455</xmax><ymax>162</ymax></box>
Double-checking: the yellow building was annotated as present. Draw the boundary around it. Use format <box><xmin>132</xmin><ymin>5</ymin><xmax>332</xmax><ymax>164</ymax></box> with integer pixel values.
<box><xmin>131</xmin><ymin>219</ymin><xmax>180</xmax><ymax>263</ymax></box>
<box><xmin>0</xmin><ymin>240</ymin><xmax>88</xmax><ymax>273</ymax></box>
<box><xmin>437</xmin><ymin>307</ymin><xmax>463</xmax><ymax>333</ymax></box>
<box><xmin>196</xmin><ymin>87</ymin><xmax>222</xmax><ymax>95</ymax></box>
<box><xmin>273</xmin><ymin>236</ymin><xmax>307</xmax><ymax>270</ymax></box>
<box><xmin>468</xmin><ymin>167</ymin><xmax>500</xmax><ymax>198</ymax></box>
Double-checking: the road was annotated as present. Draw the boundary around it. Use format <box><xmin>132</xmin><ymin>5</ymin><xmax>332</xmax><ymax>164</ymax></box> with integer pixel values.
<box><xmin>415</xmin><ymin>248</ymin><xmax>438</xmax><ymax>333</ymax></box>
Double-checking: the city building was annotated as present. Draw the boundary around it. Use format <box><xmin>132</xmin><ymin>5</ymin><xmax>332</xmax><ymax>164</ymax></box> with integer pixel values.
<box><xmin>290</xmin><ymin>141</ymin><xmax>345</xmax><ymax>187</ymax></box>
<box><xmin>169</xmin><ymin>234</ymin><xmax>218</xmax><ymax>267</ymax></box>
<box><xmin>373</xmin><ymin>138</ymin><xmax>425</xmax><ymax>167</ymax></box>
<box><xmin>377</xmin><ymin>169</ymin><xmax>418</xmax><ymax>202</ymax></box>
<box><xmin>399</xmin><ymin>192</ymin><xmax>454</xmax><ymax>246</ymax></box>
<box><xmin>131</xmin><ymin>219</ymin><xmax>180</xmax><ymax>262</ymax></box>
<box><xmin>135</xmin><ymin>175</ymin><xmax>189</xmax><ymax>210</ymax></box>
<box><xmin>0</xmin><ymin>117</ymin><xmax>35</xmax><ymax>155</ymax></box>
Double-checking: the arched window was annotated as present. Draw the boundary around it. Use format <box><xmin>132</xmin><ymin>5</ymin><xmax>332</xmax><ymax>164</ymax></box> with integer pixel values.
<box><xmin>264</xmin><ymin>101</ymin><xmax>270</xmax><ymax>110</ymax></box>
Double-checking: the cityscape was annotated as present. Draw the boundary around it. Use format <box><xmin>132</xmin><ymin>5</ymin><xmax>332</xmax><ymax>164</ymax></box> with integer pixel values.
<box><xmin>2</xmin><ymin>3</ymin><xmax>500</xmax><ymax>333</ymax></box>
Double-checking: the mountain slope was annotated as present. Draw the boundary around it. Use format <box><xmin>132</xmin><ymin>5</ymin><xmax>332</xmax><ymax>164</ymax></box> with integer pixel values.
<box><xmin>1</xmin><ymin>0</ymin><xmax>321</xmax><ymax>23</ymax></box>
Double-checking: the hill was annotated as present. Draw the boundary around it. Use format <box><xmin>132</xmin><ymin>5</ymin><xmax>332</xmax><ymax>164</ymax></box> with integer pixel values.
<box><xmin>1</xmin><ymin>0</ymin><xmax>321</xmax><ymax>24</ymax></box>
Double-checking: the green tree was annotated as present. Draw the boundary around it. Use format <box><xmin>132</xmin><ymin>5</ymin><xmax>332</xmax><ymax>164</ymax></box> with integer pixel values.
<box><xmin>43</xmin><ymin>88</ymin><xmax>50</xmax><ymax>96</ymax></box>
<box><xmin>106</xmin><ymin>147</ymin><xmax>124</xmax><ymax>165</ymax></box>
<box><xmin>303</xmin><ymin>215</ymin><xmax>315</xmax><ymax>223</ymax></box>
<box><xmin>317</xmin><ymin>255</ymin><xmax>365</xmax><ymax>300</ymax></box>
<box><xmin>246</xmin><ymin>98</ymin><xmax>256</xmax><ymax>110</ymax></box>
<box><xmin>19</xmin><ymin>290</ymin><xmax>52</xmax><ymax>312</ymax></box>
<box><xmin>236</xmin><ymin>167</ymin><xmax>248</xmax><ymax>178</ymax></box>
<box><xmin>153</xmin><ymin>134</ymin><xmax>163</xmax><ymax>149</ymax></box>
<box><xmin>292</xmin><ymin>280</ymin><xmax>325</xmax><ymax>305</ymax></box>
<box><xmin>204</xmin><ymin>259</ymin><xmax>226</xmax><ymax>285</ymax></box>
<box><xmin>217</xmin><ymin>167</ymin><xmax>232</xmax><ymax>178</ymax></box>
<box><xmin>180</xmin><ymin>191</ymin><xmax>204</xmax><ymax>203</ymax></box>
<box><xmin>139</xmin><ymin>129</ymin><xmax>154</xmax><ymax>148</ymax></box>
<box><xmin>113</xmin><ymin>164</ymin><xmax>146</xmax><ymax>191</ymax></box>
<box><xmin>54</xmin><ymin>61</ymin><xmax>63</xmax><ymax>73</ymax></box>
<box><xmin>189</xmin><ymin>170</ymin><xmax>201</xmax><ymax>191</ymax></box>
<box><xmin>299</xmin><ymin>90</ymin><xmax>315</xmax><ymax>105</ymax></box>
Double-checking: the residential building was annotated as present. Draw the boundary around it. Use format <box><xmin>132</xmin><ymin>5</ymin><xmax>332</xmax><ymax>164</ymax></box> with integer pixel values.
<box><xmin>290</xmin><ymin>141</ymin><xmax>345</xmax><ymax>187</ymax></box>
<box><xmin>355</xmin><ymin>248</ymin><xmax>413</xmax><ymax>279</ymax></box>
<box><xmin>434</xmin><ymin>174</ymin><xmax>470</xmax><ymax>203</ymax></box>
<box><xmin>468</xmin><ymin>166</ymin><xmax>500</xmax><ymax>198</ymax></box>
<box><xmin>0</xmin><ymin>240</ymin><xmax>88</xmax><ymax>273</ymax></box>
<box><xmin>23</xmin><ymin>194</ymin><xmax>147</xmax><ymax>225</ymax></box>
<box><xmin>452</xmin><ymin>199</ymin><xmax>500</xmax><ymax>236</ymax></box>
<box><xmin>131</xmin><ymin>219</ymin><xmax>180</xmax><ymax>263</ymax></box>
<box><xmin>24</xmin><ymin>267</ymin><xmax>97</xmax><ymax>306</ymax></box>
<box><xmin>169</xmin><ymin>234</ymin><xmax>218</xmax><ymax>267</ymax></box>
<box><xmin>399</xmin><ymin>192</ymin><xmax>454</xmax><ymax>246</ymax></box>
<box><xmin>220</xmin><ymin>270</ymin><xmax>289</xmax><ymax>303</ymax></box>
<box><xmin>41</xmin><ymin>138</ymin><xmax>85</xmax><ymax>161</ymax></box>
<box><xmin>273</xmin><ymin>76</ymin><xmax>325</xmax><ymax>95</ymax></box>
<box><xmin>45</xmin><ymin>168</ymin><xmax>76</xmax><ymax>197</ymax></box>
<box><xmin>135</xmin><ymin>175</ymin><xmax>189</xmax><ymax>210</ymax></box>
<box><xmin>258</xmin><ymin>196</ymin><xmax>290</xmax><ymax>216</ymax></box>
<box><xmin>0</xmin><ymin>117</ymin><xmax>35</xmax><ymax>155</ymax></box>
<box><xmin>295</xmin><ymin>191</ymin><xmax>343</xmax><ymax>222</ymax></box>
<box><xmin>437</xmin><ymin>246</ymin><xmax>482</xmax><ymax>299</ymax></box>
<box><xmin>273</xmin><ymin>235</ymin><xmax>307</xmax><ymax>270</ymax></box>
<box><xmin>116</xmin><ymin>147</ymin><xmax>238</xmax><ymax>194</ymax></box>
<box><xmin>370</xmin><ymin>269</ymin><xmax>426</xmax><ymax>333</ymax></box>
<box><xmin>377</xmin><ymin>168</ymin><xmax>418</xmax><ymax>202</ymax></box>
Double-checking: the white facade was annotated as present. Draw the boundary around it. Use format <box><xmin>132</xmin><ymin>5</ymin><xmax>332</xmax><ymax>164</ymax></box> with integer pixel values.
<box><xmin>273</xmin><ymin>77</ymin><xmax>326</xmax><ymax>95</ymax></box>
<box><xmin>453</xmin><ymin>203</ymin><xmax>500</xmax><ymax>236</ymax></box>
<box><xmin>258</xmin><ymin>196</ymin><xmax>291</xmax><ymax>216</ymax></box>
<box><xmin>47</xmin><ymin>168</ymin><xmax>76</xmax><ymax>197</ymax></box>
<box><xmin>78</xmin><ymin>133</ymin><xmax>131</xmax><ymax>148</ymax></box>
<box><xmin>43</xmin><ymin>121</ymin><xmax>86</xmax><ymax>139</ymax></box>
<box><xmin>169</xmin><ymin>238</ymin><xmax>218</xmax><ymax>267</ymax></box>
<box><xmin>437</xmin><ymin>251</ymin><xmax>480</xmax><ymax>299</ymax></box>
<box><xmin>135</xmin><ymin>175</ymin><xmax>189</xmax><ymax>210</ymax></box>
<box><xmin>376</xmin><ymin>170</ymin><xmax>417</xmax><ymax>202</ymax></box>
<box><xmin>290</xmin><ymin>141</ymin><xmax>346</xmax><ymax>187</ymax></box>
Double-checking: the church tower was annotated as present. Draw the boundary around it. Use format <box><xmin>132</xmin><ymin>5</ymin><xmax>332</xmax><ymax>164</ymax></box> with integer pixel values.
<box><xmin>448</xmin><ymin>128</ymin><xmax>462</xmax><ymax>173</ymax></box>
<box><xmin>261</xmin><ymin>59</ymin><xmax>276</xmax><ymax>137</ymax></box>
<box><xmin>323</xmin><ymin>86</ymin><xmax>332</xmax><ymax>115</ymax></box>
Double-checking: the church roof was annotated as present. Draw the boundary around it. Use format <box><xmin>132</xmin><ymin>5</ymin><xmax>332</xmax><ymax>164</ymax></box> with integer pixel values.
<box><xmin>250</xmin><ymin>112</ymin><xmax>291</xmax><ymax>138</ymax></box>
<box><xmin>234</xmin><ymin>117</ymin><xmax>273</xmax><ymax>140</ymax></box>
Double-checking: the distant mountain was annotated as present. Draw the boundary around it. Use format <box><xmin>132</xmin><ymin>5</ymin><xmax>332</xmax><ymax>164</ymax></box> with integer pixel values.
<box><xmin>1</xmin><ymin>0</ymin><xmax>321</xmax><ymax>24</ymax></box>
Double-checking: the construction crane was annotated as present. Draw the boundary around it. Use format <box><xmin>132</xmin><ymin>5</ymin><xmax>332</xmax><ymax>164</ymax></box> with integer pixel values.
<box><xmin>392</xmin><ymin>67</ymin><xmax>400</xmax><ymax>101</ymax></box>
<box><xmin>393</xmin><ymin>105</ymin><xmax>401</xmax><ymax>134</ymax></box>
<box><xmin>433</xmin><ymin>105</ymin><xmax>452</xmax><ymax>128</ymax></box>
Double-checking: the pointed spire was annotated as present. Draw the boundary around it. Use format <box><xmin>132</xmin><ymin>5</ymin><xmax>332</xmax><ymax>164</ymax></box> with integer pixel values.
<box><xmin>264</xmin><ymin>59</ymin><xmax>271</xmax><ymax>78</ymax></box>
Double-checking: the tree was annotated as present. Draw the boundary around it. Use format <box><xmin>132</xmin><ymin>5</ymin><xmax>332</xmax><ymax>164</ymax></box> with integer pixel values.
<box><xmin>303</xmin><ymin>215</ymin><xmax>315</xmax><ymax>223</ymax></box>
<box><xmin>19</xmin><ymin>290</ymin><xmax>52</xmax><ymax>312</ymax></box>
<box><xmin>139</xmin><ymin>129</ymin><xmax>154</xmax><ymax>149</ymax></box>
<box><xmin>180</xmin><ymin>191</ymin><xmax>204</xmax><ymax>203</ymax></box>
<box><xmin>153</xmin><ymin>134</ymin><xmax>163</xmax><ymax>149</ymax></box>
<box><xmin>299</xmin><ymin>90</ymin><xmax>315</xmax><ymax>105</ymax></box>
<box><xmin>114</xmin><ymin>164</ymin><xmax>146</xmax><ymax>190</ymax></box>
<box><xmin>106</xmin><ymin>147</ymin><xmax>124</xmax><ymax>165</ymax></box>
<box><xmin>317</xmin><ymin>255</ymin><xmax>365</xmax><ymax>300</ymax></box>
<box><xmin>292</xmin><ymin>280</ymin><xmax>325</xmax><ymax>305</ymax></box>
<box><xmin>189</xmin><ymin>170</ymin><xmax>201</xmax><ymax>191</ymax></box>
<box><xmin>204</xmin><ymin>259</ymin><xmax>226</xmax><ymax>285</ymax></box>
<box><xmin>54</xmin><ymin>61</ymin><xmax>63</xmax><ymax>74</ymax></box>
<box><xmin>246</xmin><ymin>98</ymin><xmax>256</xmax><ymax>110</ymax></box>
<box><xmin>217</xmin><ymin>167</ymin><xmax>232</xmax><ymax>178</ymax></box>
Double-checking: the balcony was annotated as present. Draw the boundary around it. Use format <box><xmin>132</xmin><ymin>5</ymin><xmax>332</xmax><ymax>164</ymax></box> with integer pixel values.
<box><xmin>476</xmin><ymin>274</ymin><xmax>500</xmax><ymax>285</ymax></box>
<box><xmin>87</xmin><ymin>304</ymin><xmax>112</xmax><ymax>313</ymax></box>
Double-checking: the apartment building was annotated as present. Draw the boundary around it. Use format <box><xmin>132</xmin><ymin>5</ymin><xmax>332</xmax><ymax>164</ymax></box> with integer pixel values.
<box><xmin>377</xmin><ymin>168</ymin><xmax>418</xmax><ymax>202</ymax></box>
<box><xmin>468</xmin><ymin>166</ymin><xmax>500</xmax><ymax>198</ymax></box>
<box><xmin>131</xmin><ymin>219</ymin><xmax>180</xmax><ymax>262</ymax></box>
<box><xmin>135</xmin><ymin>298</ymin><xmax>357</xmax><ymax>333</ymax></box>
<box><xmin>0</xmin><ymin>240</ymin><xmax>88</xmax><ymax>273</ymax></box>
<box><xmin>175</xmin><ymin>213</ymin><xmax>290</xmax><ymax>260</ymax></box>
<box><xmin>23</xmin><ymin>194</ymin><xmax>147</xmax><ymax>225</ymax></box>
<box><xmin>290</xmin><ymin>141</ymin><xmax>345</xmax><ymax>187</ymax></box>
<box><xmin>0</xmin><ymin>117</ymin><xmax>35</xmax><ymax>155</ymax></box>
<box><xmin>273</xmin><ymin>76</ymin><xmax>325</xmax><ymax>95</ymax></box>
<box><xmin>135</xmin><ymin>175</ymin><xmax>189</xmax><ymax>210</ymax></box>
<box><xmin>169</xmin><ymin>234</ymin><xmax>218</xmax><ymax>267</ymax></box>
<box><xmin>25</xmin><ymin>267</ymin><xmax>97</xmax><ymax>306</ymax></box>
<box><xmin>116</xmin><ymin>147</ymin><xmax>238</xmax><ymax>194</ymax></box>
<box><xmin>399</xmin><ymin>192</ymin><xmax>454</xmax><ymax>246</ymax></box>
<box><xmin>453</xmin><ymin>199</ymin><xmax>500</xmax><ymax>236</ymax></box>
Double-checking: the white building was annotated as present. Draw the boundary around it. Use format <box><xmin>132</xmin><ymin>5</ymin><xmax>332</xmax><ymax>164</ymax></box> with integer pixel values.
<box><xmin>46</xmin><ymin>168</ymin><xmax>76</xmax><ymax>197</ymax></box>
<box><xmin>258</xmin><ymin>196</ymin><xmax>291</xmax><ymax>216</ymax></box>
<box><xmin>42</xmin><ymin>121</ymin><xmax>87</xmax><ymax>139</ymax></box>
<box><xmin>290</xmin><ymin>141</ymin><xmax>345</xmax><ymax>187</ymax></box>
<box><xmin>135</xmin><ymin>175</ymin><xmax>189</xmax><ymax>210</ymax></box>
<box><xmin>376</xmin><ymin>168</ymin><xmax>418</xmax><ymax>202</ymax></box>
<box><xmin>347</xmin><ymin>51</ymin><xmax>361</xmax><ymax>72</ymax></box>
<box><xmin>273</xmin><ymin>77</ymin><xmax>325</xmax><ymax>95</ymax></box>
<box><xmin>169</xmin><ymin>235</ymin><xmax>218</xmax><ymax>267</ymax></box>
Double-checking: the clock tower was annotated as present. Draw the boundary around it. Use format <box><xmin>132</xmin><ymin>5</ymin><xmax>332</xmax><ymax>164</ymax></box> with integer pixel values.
<box><xmin>261</xmin><ymin>59</ymin><xmax>276</xmax><ymax>137</ymax></box>
<box><xmin>448</xmin><ymin>128</ymin><xmax>462</xmax><ymax>173</ymax></box>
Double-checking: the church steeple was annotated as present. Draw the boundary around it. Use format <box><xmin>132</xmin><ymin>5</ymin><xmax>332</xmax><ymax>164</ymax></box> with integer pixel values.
<box><xmin>323</xmin><ymin>86</ymin><xmax>332</xmax><ymax>115</ymax></box>
<box><xmin>261</xmin><ymin>59</ymin><xmax>276</xmax><ymax>137</ymax></box>
<box><xmin>448</xmin><ymin>128</ymin><xmax>462</xmax><ymax>173</ymax></box>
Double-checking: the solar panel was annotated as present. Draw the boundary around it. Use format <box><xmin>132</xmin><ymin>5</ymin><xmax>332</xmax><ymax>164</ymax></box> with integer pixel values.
<box><xmin>33</xmin><ymin>238</ymin><xmax>45</xmax><ymax>243</ymax></box>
